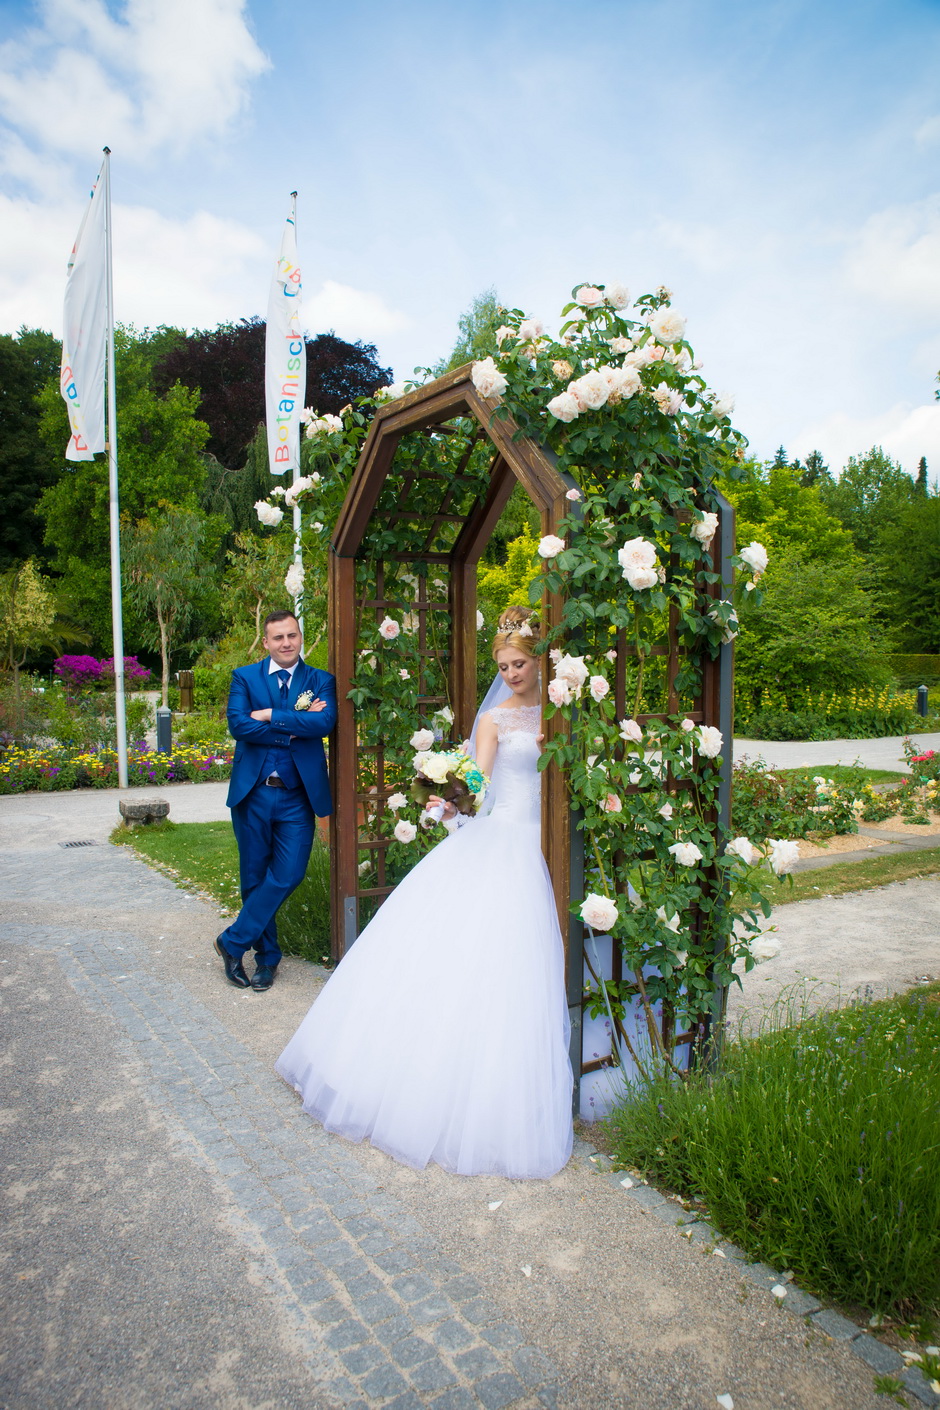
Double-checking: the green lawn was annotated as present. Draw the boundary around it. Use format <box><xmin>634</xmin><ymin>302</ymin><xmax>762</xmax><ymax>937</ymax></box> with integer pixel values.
<box><xmin>777</xmin><ymin>764</ymin><xmax>906</xmax><ymax>787</ymax></box>
<box><xmin>111</xmin><ymin>820</ymin><xmax>331</xmax><ymax>964</ymax></box>
<box><xmin>768</xmin><ymin>844</ymin><xmax>940</xmax><ymax>905</ymax></box>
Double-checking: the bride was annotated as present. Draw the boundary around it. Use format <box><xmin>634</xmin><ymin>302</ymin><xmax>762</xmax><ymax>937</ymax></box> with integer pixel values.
<box><xmin>275</xmin><ymin>607</ymin><xmax>574</xmax><ymax>1179</ymax></box>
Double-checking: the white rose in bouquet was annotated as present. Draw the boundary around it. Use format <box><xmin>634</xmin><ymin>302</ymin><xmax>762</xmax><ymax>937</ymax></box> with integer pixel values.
<box><xmin>547</xmin><ymin>391</ymin><xmax>580</xmax><ymax>422</ymax></box>
<box><xmin>649</xmin><ymin>307</ymin><xmax>687</xmax><ymax>345</ymax></box>
<box><xmin>410</xmin><ymin>729</ymin><xmax>435</xmax><ymax>750</ymax></box>
<box><xmin>579</xmin><ymin>893</ymin><xmax>619</xmax><ymax>930</ymax></box>
<box><xmin>471</xmin><ymin>357</ymin><xmax>508</xmax><ymax>398</ymax></box>
<box><xmin>255</xmin><ymin>500</ymin><xmax>284</xmax><ymax>527</ymax></box>
<box><xmin>538</xmin><ymin>534</ymin><xmax>565</xmax><ymax>559</ymax></box>
<box><xmin>419</xmin><ymin>753</ymin><xmax>452</xmax><ymax>784</ymax></box>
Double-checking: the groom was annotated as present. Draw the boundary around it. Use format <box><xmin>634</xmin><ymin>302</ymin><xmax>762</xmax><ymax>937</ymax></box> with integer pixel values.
<box><xmin>215</xmin><ymin>610</ymin><xmax>336</xmax><ymax>991</ymax></box>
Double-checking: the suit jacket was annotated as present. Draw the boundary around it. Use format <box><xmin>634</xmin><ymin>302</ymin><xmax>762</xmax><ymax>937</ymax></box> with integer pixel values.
<box><xmin>226</xmin><ymin>659</ymin><xmax>337</xmax><ymax>816</ymax></box>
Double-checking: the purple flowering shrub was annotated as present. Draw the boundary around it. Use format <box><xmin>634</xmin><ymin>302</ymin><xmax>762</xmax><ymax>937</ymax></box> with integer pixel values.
<box><xmin>54</xmin><ymin>655</ymin><xmax>151</xmax><ymax>692</ymax></box>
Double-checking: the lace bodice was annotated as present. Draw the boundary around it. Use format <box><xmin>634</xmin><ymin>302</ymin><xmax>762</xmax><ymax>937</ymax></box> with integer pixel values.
<box><xmin>484</xmin><ymin>705</ymin><xmax>541</xmax><ymax>825</ymax></box>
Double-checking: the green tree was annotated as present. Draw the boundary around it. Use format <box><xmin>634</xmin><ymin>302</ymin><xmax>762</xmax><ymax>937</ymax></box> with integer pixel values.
<box><xmin>818</xmin><ymin>446</ymin><xmax>916</xmax><ymax>554</ymax></box>
<box><xmin>800</xmin><ymin>449</ymin><xmax>831</xmax><ymax>489</ymax></box>
<box><xmin>0</xmin><ymin>558</ymin><xmax>88</xmax><ymax>726</ymax></box>
<box><xmin>36</xmin><ymin>326</ymin><xmax>212</xmax><ymax>647</ymax></box>
<box><xmin>720</xmin><ymin>458</ymin><xmax>856</xmax><ymax>562</ymax></box>
<box><xmin>0</xmin><ymin>327</ymin><xmax>62</xmax><ymax>570</ymax></box>
<box><xmin>875</xmin><ymin>490</ymin><xmax>940</xmax><ymax>652</ymax></box>
<box><xmin>202</xmin><ymin>529</ymin><xmax>294</xmax><ymax>666</ymax></box>
<box><xmin>433</xmin><ymin>288</ymin><xmax>503</xmax><ymax>374</ymax></box>
<box><xmin>916</xmin><ymin>456</ymin><xmax>928</xmax><ymax>495</ymax></box>
<box><xmin>123</xmin><ymin>509</ymin><xmax>218</xmax><ymax>705</ymax></box>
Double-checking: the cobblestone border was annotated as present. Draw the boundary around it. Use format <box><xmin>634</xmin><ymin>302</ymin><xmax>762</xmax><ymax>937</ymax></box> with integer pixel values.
<box><xmin>571</xmin><ymin>1138</ymin><xmax>940</xmax><ymax>1408</ymax></box>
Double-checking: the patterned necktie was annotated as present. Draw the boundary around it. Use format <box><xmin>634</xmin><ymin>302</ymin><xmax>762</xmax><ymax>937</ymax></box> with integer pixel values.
<box><xmin>277</xmin><ymin>669</ymin><xmax>290</xmax><ymax>702</ymax></box>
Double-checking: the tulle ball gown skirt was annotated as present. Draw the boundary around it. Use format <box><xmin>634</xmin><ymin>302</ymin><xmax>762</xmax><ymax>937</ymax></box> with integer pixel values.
<box><xmin>275</xmin><ymin>813</ymin><xmax>574</xmax><ymax>1179</ymax></box>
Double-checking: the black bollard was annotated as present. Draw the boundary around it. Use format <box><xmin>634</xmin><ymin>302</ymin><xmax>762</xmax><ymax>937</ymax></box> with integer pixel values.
<box><xmin>156</xmin><ymin>705</ymin><xmax>172</xmax><ymax>755</ymax></box>
<box><xmin>916</xmin><ymin>685</ymin><xmax>929</xmax><ymax>718</ymax></box>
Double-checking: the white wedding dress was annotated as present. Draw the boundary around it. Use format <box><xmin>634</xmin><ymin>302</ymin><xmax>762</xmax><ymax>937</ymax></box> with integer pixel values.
<box><xmin>275</xmin><ymin>704</ymin><xmax>574</xmax><ymax>1179</ymax></box>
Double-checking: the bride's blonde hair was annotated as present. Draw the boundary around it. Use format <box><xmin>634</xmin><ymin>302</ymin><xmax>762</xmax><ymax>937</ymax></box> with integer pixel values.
<box><xmin>491</xmin><ymin>606</ymin><xmax>540</xmax><ymax>660</ymax></box>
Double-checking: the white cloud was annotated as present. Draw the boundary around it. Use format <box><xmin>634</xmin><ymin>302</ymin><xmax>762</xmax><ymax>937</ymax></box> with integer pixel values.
<box><xmin>844</xmin><ymin>195</ymin><xmax>940</xmax><ymax>318</ymax></box>
<box><xmin>0</xmin><ymin>0</ymin><xmax>269</xmax><ymax>168</ymax></box>
<box><xmin>305</xmin><ymin>280</ymin><xmax>411</xmax><ymax>343</ymax></box>
<box><xmin>792</xmin><ymin>400</ymin><xmax>940</xmax><ymax>479</ymax></box>
<box><xmin>915</xmin><ymin>115</ymin><xmax>940</xmax><ymax>147</ymax></box>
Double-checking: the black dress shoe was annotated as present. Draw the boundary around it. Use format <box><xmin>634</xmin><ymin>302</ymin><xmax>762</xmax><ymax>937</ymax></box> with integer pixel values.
<box><xmin>251</xmin><ymin>963</ymin><xmax>277</xmax><ymax>992</ymax></box>
<box><xmin>215</xmin><ymin>935</ymin><xmax>250</xmax><ymax>988</ymax></box>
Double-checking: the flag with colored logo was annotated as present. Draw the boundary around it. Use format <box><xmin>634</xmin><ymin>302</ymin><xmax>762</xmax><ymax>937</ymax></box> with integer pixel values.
<box><xmin>265</xmin><ymin>195</ymin><xmax>306</xmax><ymax>476</ymax></box>
<box><xmin>60</xmin><ymin>158</ymin><xmax>108</xmax><ymax>461</ymax></box>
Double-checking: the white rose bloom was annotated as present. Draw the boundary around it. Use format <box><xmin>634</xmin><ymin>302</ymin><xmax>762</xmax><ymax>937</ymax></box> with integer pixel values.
<box><xmin>410</xmin><ymin>729</ymin><xmax>435</xmax><ymax>750</ymax></box>
<box><xmin>649</xmin><ymin>307</ymin><xmax>687</xmax><ymax>345</ymax></box>
<box><xmin>566</xmin><ymin>487</ymin><xmax>582</xmax><ymax>501</ymax></box>
<box><xmin>712</xmin><ymin>392</ymin><xmax>736</xmax><ymax>418</ymax></box>
<box><xmin>471</xmin><ymin>357</ymin><xmax>508</xmax><ymax>398</ymax></box>
<box><xmin>255</xmin><ymin>500</ymin><xmax>284</xmax><ymax>527</ymax></box>
<box><xmin>387</xmin><ymin>792</ymin><xmax>409</xmax><ymax>811</ymax></box>
<box><xmin>726</xmin><ymin>836</ymin><xmax>757</xmax><ymax>865</ymax></box>
<box><xmin>696</xmin><ymin>726</ymin><xmax>723</xmax><ymax>758</ymax></box>
<box><xmin>547</xmin><ymin>392</ymin><xmax>580</xmax><ymax>422</ymax></box>
<box><xmin>548</xmin><ymin>678</ymin><xmax>573</xmax><ymax>707</ymax></box>
<box><xmin>707</xmin><ymin>604</ymin><xmax>739</xmax><ymax>643</ymax></box>
<box><xmin>619</xmin><ymin>718</ymin><xmax>643</xmax><ymax>743</ymax></box>
<box><xmin>751</xmin><ymin>935</ymin><xmax>781</xmax><ymax>963</ymax></box>
<box><xmin>625</xmin><ymin>564</ymin><xmax>659</xmax><ymax>591</ymax></box>
<box><xmin>433</xmin><ymin>706</ymin><xmax>454</xmax><ymax>725</ymax></box>
<box><xmin>690</xmin><ymin>512</ymin><xmax>719</xmax><ymax>548</ymax></box>
<box><xmin>652</xmin><ymin>381</ymin><xmax>683</xmax><ymax>416</ymax></box>
<box><xmin>659</xmin><ymin>801</ymin><xmax>674</xmax><ymax>819</ymax></box>
<box><xmin>605</xmin><ymin>282</ymin><xmax>631</xmax><ymax>309</ymax></box>
<box><xmin>680</xmin><ymin>718</ymin><xmax>696</xmax><ymax>732</ymax></box>
<box><xmin>494</xmin><ymin>325</ymin><xmax>514</xmax><ymax>346</ymax></box>
<box><xmin>768</xmin><ymin>839</ymin><xmax>800</xmax><ymax>875</ymax></box>
<box><xmin>518</xmin><ymin>317</ymin><xmax>544</xmax><ymax>340</ymax></box>
<box><xmin>538</xmin><ymin>534</ymin><xmax>565</xmax><ymax>559</ymax></box>
<box><xmin>568</xmin><ymin>371</ymin><xmax>609</xmax><ymax>411</ymax></box>
<box><xmin>668</xmin><ymin>840</ymin><xmax>704</xmax><ymax>867</ymax></box>
<box><xmin>284</xmin><ymin>562</ymin><xmax>305</xmax><ymax>597</ymax></box>
<box><xmin>579</xmin><ymin>893</ymin><xmax>619</xmax><ymax>930</ymax></box>
<box><xmin>394</xmin><ymin>820</ymin><xmax>417</xmax><ymax>844</ymax></box>
<box><xmin>740</xmin><ymin>541</ymin><xmax>769</xmax><ymax>577</ymax></box>
<box><xmin>378</xmin><ymin>616</ymin><xmax>401</xmax><ymax>640</ymax></box>
<box><xmin>609</xmin><ymin>335</ymin><xmax>633</xmax><ymax>354</ymax></box>
<box><xmin>357</xmin><ymin>859</ymin><xmax>371</xmax><ymax>876</ymax></box>
<box><xmin>605</xmin><ymin>649</ymin><xmax>617</xmax><ymax>662</ymax></box>
<box><xmin>655</xmin><ymin>905</ymin><xmax>682</xmax><ymax>934</ymax></box>
<box><xmin>618</xmin><ymin>536</ymin><xmax>658</xmax><ymax>572</ymax></box>
<box><xmin>553</xmin><ymin>653</ymin><xmax>589</xmax><ymax>689</ymax></box>
<box><xmin>575</xmin><ymin>285</ymin><xmax>605</xmax><ymax>308</ymax></box>
<box><xmin>476</xmin><ymin>610</ymin><xmax>484</xmax><ymax>630</ymax></box>
<box><xmin>589</xmin><ymin>675</ymin><xmax>609</xmax><ymax>701</ymax></box>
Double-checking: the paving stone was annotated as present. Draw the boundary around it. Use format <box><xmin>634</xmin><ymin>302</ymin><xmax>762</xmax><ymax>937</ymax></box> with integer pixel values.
<box><xmin>382</xmin><ymin>1394</ymin><xmax>427</xmax><ymax>1410</ymax></box>
<box><xmin>428</xmin><ymin>1390</ymin><xmax>481</xmax><ymax>1410</ymax></box>
<box><xmin>850</xmin><ymin>1335</ymin><xmax>905</xmax><ymax>1374</ymax></box>
<box><xmin>511</xmin><ymin>1346</ymin><xmax>556</xmax><ymax>1388</ymax></box>
<box><xmin>411</xmin><ymin>1294</ymin><xmax>458</xmax><ymax>1325</ymax></box>
<box><xmin>623</xmin><ymin>1183</ymin><xmax>670</xmax><ymax>1212</ymax></box>
<box><xmin>453</xmin><ymin>1346</ymin><xmax>502</xmax><ymax>1380</ymax></box>
<box><xmin>776</xmin><ymin>1285</ymin><xmax>821</xmax><ymax>1316</ymax></box>
<box><xmin>357</xmin><ymin>1291</ymin><xmax>402</xmax><ymax>1325</ymax></box>
<box><xmin>537</xmin><ymin>1388</ymin><xmax>562</xmax><ymax>1409</ymax></box>
<box><xmin>738</xmin><ymin>1260</ymin><xmax>785</xmax><ymax>1291</ymax></box>
<box><xmin>340</xmin><ymin>1344</ymin><xmax>387</xmax><ymax>1376</ymax></box>
<box><xmin>480</xmin><ymin>1323</ymin><xmax>524</xmax><ymax>1351</ymax></box>
<box><xmin>374</xmin><ymin>1248</ymin><xmax>419</xmax><ymax>1275</ymax></box>
<box><xmin>358</xmin><ymin>1363</ymin><xmax>410</xmax><ymax>1401</ymax></box>
<box><xmin>372</xmin><ymin>1315</ymin><xmax>417</xmax><ymax>1346</ymax></box>
<box><xmin>460</xmin><ymin>1297</ymin><xmax>503</xmax><ymax>1327</ymax></box>
<box><xmin>389</xmin><ymin>1335</ymin><xmax>436</xmax><ymax>1369</ymax></box>
<box><xmin>324</xmin><ymin>1319</ymin><xmax>371</xmax><ymax>1350</ymax></box>
<box><xmin>442</xmin><ymin>1274</ymin><xmax>485</xmax><ymax>1303</ymax></box>
<box><xmin>408</xmin><ymin>1356</ymin><xmax>458</xmax><ymax>1393</ymax></box>
<box><xmin>476</xmin><ymin>1371</ymin><xmax>527</xmax><ymax>1410</ymax></box>
<box><xmin>810</xmin><ymin>1308</ymin><xmax>862</xmax><ymax>1341</ymax></box>
<box><xmin>432</xmin><ymin>1319</ymin><xmax>477</xmax><ymax>1352</ymax></box>
<box><xmin>306</xmin><ymin>1298</ymin><xmax>347</xmax><ymax>1325</ymax></box>
<box><xmin>391</xmin><ymin>1272</ymin><xmax>437</xmax><ymax>1303</ymax></box>
<box><xmin>901</xmin><ymin>1366</ymin><xmax>940</xmax><ymax>1407</ymax></box>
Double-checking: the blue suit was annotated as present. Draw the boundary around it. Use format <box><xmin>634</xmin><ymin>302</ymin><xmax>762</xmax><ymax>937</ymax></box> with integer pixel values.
<box><xmin>220</xmin><ymin>658</ymin><xmax>337</xmax><ymax>966</ymax></box>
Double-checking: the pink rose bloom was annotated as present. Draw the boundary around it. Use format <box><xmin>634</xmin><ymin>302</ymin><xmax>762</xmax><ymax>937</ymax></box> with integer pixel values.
<box><xmin>575</xmin><ymin>285</ymin><xmax>604</xmax><ymax>308</ymax></box>
<box><xmin>619</xmin><ymin>718</ymin><xmax>643</xmax><ymax>743</ymax></box>
<box><xmin>547</xmin><ymin>392</ymin><xmax>580</xmax><ymax>422</ymax></box>
<box><xmin>605</xmin><ymin>649</ymin><xmax>617</xmax><ymax>663</ymax></box>
<box><xmin>659</xmin><ymin>801</ymin><xmax>674</xmax><ymax>819</ymax></box>
<box><xmin>602</xmin><ymin>793</ymin><xmax>622</xmax><ymax>813</ymax></box>
<box><xmin>471</xmin><ymin>357</ymin><xmax>508</xmax><ymax>398</ymax></box>
<box><xmin>538</xmin><ymin>534</ymin><xmax>565</xmax><ymax>559</ymax></box>
<box><xmin>681</xmin><ymin>718</ymin><xmax>696</xmax><ymax>732</ymax></box>
<box><xmin>549</xmin><ymin>648</ymin><xmax>562</xmax><ymax>663</ymax></box>
<box><xmin>548</xmin><ymin>678</ymin><xmax>573</xmax><ymax>707</ymax></box>
<box><xmin>566</xmin><ymin>487</ymin><xmax>582</xmax><ymax>501</ymax></box>
<box><xmin>378</xmin><ymin>616</ymin><xmax>401</xmax><ymax>640</ymax></box>
<box><xmin>589</xmin><ymin>675</ymin><xmax>609</xmax><ymax>701</ymax></box>
<box><xmin>579</xmin><ymin>893</ymin><xmax>619</xmax><ymax>930</ymax></box>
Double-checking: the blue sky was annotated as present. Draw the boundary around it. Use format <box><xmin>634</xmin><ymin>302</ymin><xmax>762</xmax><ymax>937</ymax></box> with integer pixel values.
<box><xmin>1</xmin><ymin>0</ymin><xmax>939</xmax><ymax>477</ymax></box>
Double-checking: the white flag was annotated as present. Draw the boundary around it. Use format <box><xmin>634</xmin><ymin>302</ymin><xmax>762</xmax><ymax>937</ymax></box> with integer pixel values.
<box><xmin>60</xmin><ymin>159</ymin><xmax>108</xmax><ymax>461</ymax></box>
<box><xmin>265</xmin><ymin>196</ymin><xmax>306</xmax><ymax>476</ymax></box>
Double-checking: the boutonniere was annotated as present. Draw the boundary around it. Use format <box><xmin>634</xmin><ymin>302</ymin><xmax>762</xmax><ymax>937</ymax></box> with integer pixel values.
<box><xmin>295</xmin><ymin>691</ymin><xmax>315</xmax><ymax>711</ymax></box>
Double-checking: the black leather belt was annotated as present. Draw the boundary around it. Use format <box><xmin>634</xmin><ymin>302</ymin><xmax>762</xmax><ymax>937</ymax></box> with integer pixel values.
<box><xmin>265</xmin><ymin>775</ymin><xmax>287</xmax><ymax>788</ymax></box>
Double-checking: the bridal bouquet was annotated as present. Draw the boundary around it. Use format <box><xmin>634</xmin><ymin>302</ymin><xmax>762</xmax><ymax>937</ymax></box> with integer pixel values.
<box><xmin>410</xmin><ymin>746</ymin><xmax>489</xmax><ymax>816</ymax></box>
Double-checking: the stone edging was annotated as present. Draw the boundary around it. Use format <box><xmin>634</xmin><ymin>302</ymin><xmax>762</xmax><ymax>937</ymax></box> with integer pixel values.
<box><xmin>572</xmin><ymin>1138</ymin><xmax>940</xmax><ymax>1408</ymax></box>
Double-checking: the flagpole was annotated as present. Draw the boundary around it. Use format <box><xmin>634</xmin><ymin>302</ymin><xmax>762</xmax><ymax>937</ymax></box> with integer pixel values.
<box><xmin>102</xmin><ymin>147</ymin><xmax>128</xmax><ymax>789</ymax></box>
<box><xmin>290</xmin><ymin>191</ymin><xmax>304</xmax><ymax>638</ymax></box>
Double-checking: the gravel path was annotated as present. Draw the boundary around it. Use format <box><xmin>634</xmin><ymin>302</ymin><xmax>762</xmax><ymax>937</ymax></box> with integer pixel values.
<box><xmin>0</xmin><ymin>777</ymin><xmax>937</xmax><ymax>1409</ymax></box>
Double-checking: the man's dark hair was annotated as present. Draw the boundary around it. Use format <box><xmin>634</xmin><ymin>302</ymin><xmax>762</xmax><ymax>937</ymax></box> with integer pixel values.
<box><xmin>263</xmin><ymin>610</ymin><xmax>299</xmax><ymax>631</ymax></box>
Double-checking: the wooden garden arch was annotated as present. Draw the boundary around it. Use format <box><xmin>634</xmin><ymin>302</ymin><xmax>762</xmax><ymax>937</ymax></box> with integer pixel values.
<box><xmin>327</xmin><ymin>364</ymin><xmax>735</xmax><ymax>1102</ymax></box>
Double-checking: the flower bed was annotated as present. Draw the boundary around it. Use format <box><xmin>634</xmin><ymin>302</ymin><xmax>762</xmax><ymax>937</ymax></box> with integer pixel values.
<box><xmin>0</xmin><ymin>742</ymin><xmax>233</xmax><ymax>794</ymax></box>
